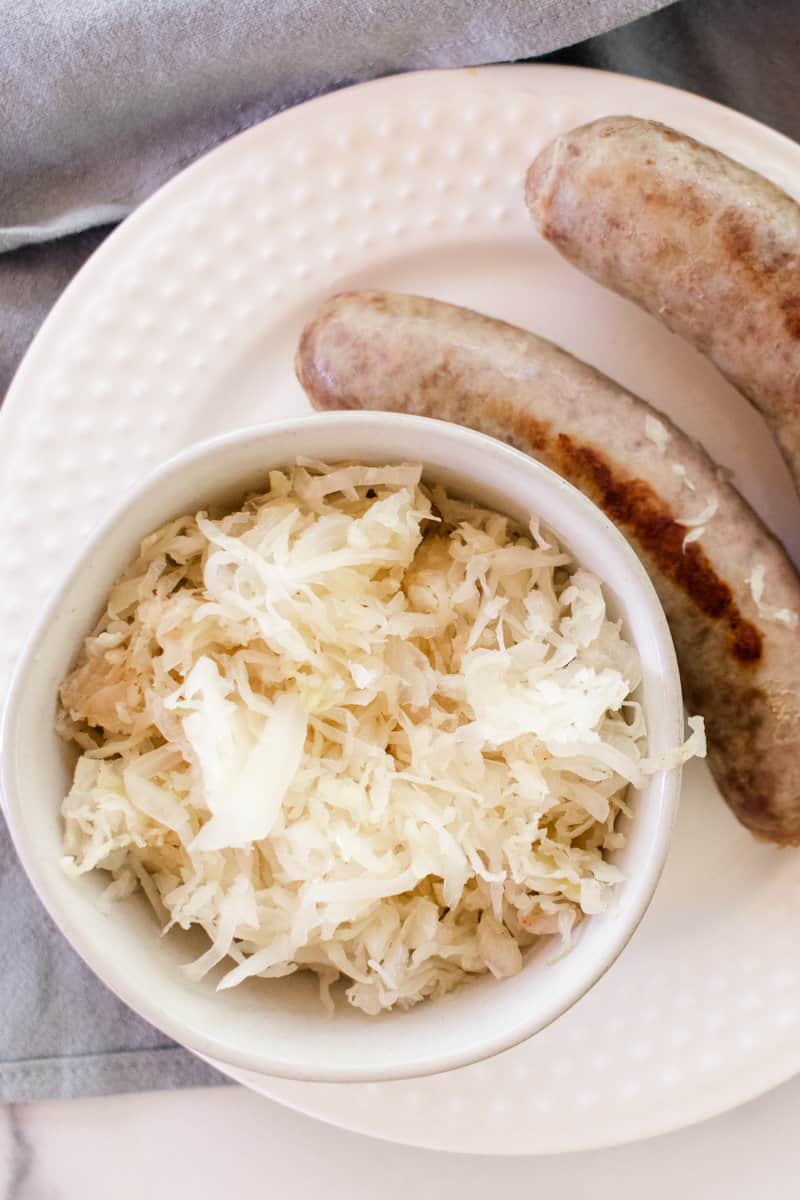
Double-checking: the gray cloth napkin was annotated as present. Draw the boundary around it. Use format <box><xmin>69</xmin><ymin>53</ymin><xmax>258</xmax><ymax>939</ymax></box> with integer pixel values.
<box><xmin>1</xmin><ymin>0</ymin><xmax>797</xmax><ymax>1102</ymax></box>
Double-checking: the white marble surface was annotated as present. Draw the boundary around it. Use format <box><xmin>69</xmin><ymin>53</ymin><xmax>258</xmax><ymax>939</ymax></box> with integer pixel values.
<box><xmin>2</xmin><ymin>1075</ymin><xmax>800</xmax><ymax>1199</ymax></box>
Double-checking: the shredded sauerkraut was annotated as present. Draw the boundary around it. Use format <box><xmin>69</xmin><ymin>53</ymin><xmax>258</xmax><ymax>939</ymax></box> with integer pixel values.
<box><xmin>57</xmin><ymin>461</ymin><xmax>699</xmax><ymax>1013</ymax></box>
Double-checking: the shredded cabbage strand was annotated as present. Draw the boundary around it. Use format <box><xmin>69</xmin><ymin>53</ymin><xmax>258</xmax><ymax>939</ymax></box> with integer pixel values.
<box><xmin>58</xmin><ymin>461</ymin><xmax>703</xmax><ymax>1014</ymax></box>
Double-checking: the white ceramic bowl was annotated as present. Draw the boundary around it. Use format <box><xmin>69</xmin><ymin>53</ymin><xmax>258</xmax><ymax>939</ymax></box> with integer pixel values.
<box><xmin>0</xmin><ymin>413</ymin><xmax>683</xmax><ymax>1082</ymax></box>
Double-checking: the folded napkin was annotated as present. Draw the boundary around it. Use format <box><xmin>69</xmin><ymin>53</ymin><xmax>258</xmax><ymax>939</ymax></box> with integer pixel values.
<box><xmin>2</xmin><ymin>0</ymin><xmax>797</xmax><ymax>1102</ymax></box>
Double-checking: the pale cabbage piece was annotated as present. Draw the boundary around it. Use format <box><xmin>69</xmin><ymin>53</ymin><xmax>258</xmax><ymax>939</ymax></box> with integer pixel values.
<box><xmin>644</xmin><ymin>415</ymin><xmax>672</xmax><ymax>453</ymax></box>
<box><xmin>57</xmin><ymin>461</ymin><xmax>704</xmax><ymax>1014</ymax></box>
<box><xmin>674</xmin><ymin>495</ymin><xmax>720</xmax><ymax>549</ymax></box>
<box><xmin>746</xmin><ymin>562</ymin><xmax>800</xmax><ymax>631</ymax></box>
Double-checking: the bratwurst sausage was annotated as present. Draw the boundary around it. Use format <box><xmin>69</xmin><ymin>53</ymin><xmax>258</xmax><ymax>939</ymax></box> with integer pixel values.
<box><xmin>297</xmin><ymin>290</ymin><xmax>800</xmax><ymax>844</ymax></box>
<box><xmin>525</xmin><ymin>116</ymin><xmax>800</xmax><ymax>491</ymax></box>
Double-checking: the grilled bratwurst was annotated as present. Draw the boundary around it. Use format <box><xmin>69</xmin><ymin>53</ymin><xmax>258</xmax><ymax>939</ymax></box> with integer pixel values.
<box><xmin>297</xmin><ymin>290</ymin><xmax>800</xmax><ymax>844</ymax></box>
<box><xmin>526</xmin><ymin>115</ymin><xmax>800</xmax><ymax>492</ymax></box>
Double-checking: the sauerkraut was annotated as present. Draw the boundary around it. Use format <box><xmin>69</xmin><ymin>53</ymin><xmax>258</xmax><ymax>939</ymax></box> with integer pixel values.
<box><xmin>58</xmin><ymin>460</ymin><xmax>699</xmax><ymax>1013</ymax></box>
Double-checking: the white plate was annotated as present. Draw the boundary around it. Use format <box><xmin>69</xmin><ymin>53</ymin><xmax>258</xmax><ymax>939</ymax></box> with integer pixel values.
<box><xmin>2</xmin><ymin>64</ymin><xmax>799</xmax><ymax>1155</ymax></box>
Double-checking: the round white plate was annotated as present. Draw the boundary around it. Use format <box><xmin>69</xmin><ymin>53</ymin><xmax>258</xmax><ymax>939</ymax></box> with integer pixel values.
<box><xmin>2</xmin><ymin>65</ymin><xmax>800</xmax><ymax>1155</ymax></box>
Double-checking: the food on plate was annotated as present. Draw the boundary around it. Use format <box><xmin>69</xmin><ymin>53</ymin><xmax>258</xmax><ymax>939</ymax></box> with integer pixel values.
<box><xmin>525</xmin><ymin>115</ymin><xmax>800</xmax><ymax>491</ymax></box>
<box><xmin>58</xmin><ymin>461</ymin><xmax>671</xmax><ymax>1013</ymax></box>
<box><xmin>297</xmin><ymin>289</ymin><xmax>800</xmax><ymax>844</ymax></box>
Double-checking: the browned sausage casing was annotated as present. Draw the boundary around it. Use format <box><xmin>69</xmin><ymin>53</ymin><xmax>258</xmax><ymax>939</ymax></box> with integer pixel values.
<box><xmin>297</xmin><ymin>290</ymin><xmax>800</xmax><ymax>845</ymax></box>
<box><xmin>525</xmin><ymin>116</ymin><xmax>800</xmax><ymax>491</ymax></box>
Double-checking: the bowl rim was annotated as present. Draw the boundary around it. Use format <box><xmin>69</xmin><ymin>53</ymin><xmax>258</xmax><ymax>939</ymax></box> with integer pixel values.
<box><xmin>0</xmin><ymin>411</ymin><xmax>684</xmax><ymax>1081</ymax></box>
